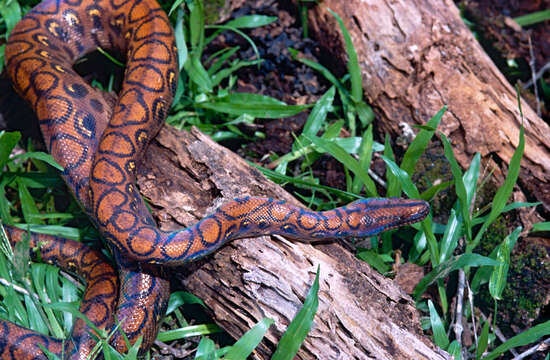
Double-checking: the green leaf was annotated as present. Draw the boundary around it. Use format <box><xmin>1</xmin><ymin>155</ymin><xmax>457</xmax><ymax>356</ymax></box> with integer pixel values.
<box><xmin>531</xmin><ymin>221</ymin><xmax>550</xmax><ymax>232</ymax></box>
<box><xmin>401</xmin><ymin>107</ymin><xmax>445</xmax><ymax>176</ymax></box>
<box><xmin>413</xmin><ymin>254</ymin><xmax>500</xmax><ymax>299</ymax></box>
<box><xmin>326</xmin><ymin>9</ymin><xmax>362</xmax><ymax>103</ymax></box>
<box><xmin>195</xmin><ymin>337</ymin><xmax>216</xmax><ymax>360</ymax></box>
<box><xmin>157</xmin><ymin>324</ymin><xmax>223</xmax><ymax>342</ymax></box>
<box><xmin>225</xmin><ymin>15</ymin><xmax>278</xmax><ymax>28</ymax></box>
<box><xmin>513</xmin><ymin>9</ymin><xmax>550</xmax><ymax>27</ymax></box>
<box><xmin>476</xmin><ymin>319</ymin><xmax>490</xmax><ymax>360</ymax></box>
<box><xmin>351</xmin><ymin>125</ymin><xmax>374</xmax><ymax>194</ymax></box>
<box><xmin>469</xmin><ymin>123</ymin><xmax>524</xmax><ymax>252</ymax></box>
<box><xmin>441</xmin><ymin>133</ymin><xmax>472</xmax><ymax>242</ymax></box>
<box><xmin>301</xmin><ymin>86</ymin><xmax>335</xmax><ymax>138</ymax></box>
<box><xmin>489</xmin><ymin>227</ymin><xmax>521</xmax><ymax>301</ymax></box>
<box><xmin>272</xmin><ymin>266</ymin><xmax>321</xmax><ymax>360</ymax></box>
<box><xmin>438</xmin><ymin>209</ymin><xmax>461</xmax><ymax>263</ymax></box>
<box><xmin>198</xmin><ymin>93</ymin><xmax>307</xmax><ymax>118</ymax></box>
<box><xmin>223</xmin><ymin>318</ymin><xmax>274</xmax><ymax>359</ymax></box>
<box><xmin>447</xmin><ymin>340</ymin><xmax>461</xmax><ymax>360</ymax></box>
<box><xmin>166</xmin><ymin>291</ymin><xmax>205</xmax><ymax>314</ymax></box>
<box><xmin>383</xmin><ymin>134</ymin><xmax>400</xmax><ymax>197</ymax></box>
<box><xmin>428</xmin><ymin>300</ymin><xmax>449</xmax><ymax>350</ymax></box>
<box><xmin>11</xmin><ymin>152</ymin><xmax>63</xmax><ymax>171</ymax></box>
<box><xmin>189</xmin><ymin>0</ymin><xmax>205</xmax><ymax>55</ymax></box>
<box><xmin>484</xmin><ymin>320</ymin><xmax>550</xmax><ymax>360</ymax></box>
<box><xmin>0</xmin><ymin>0</ymin><xmax>21</xmax><ymax>37</ymax></box>
<box><xmin>356</xmin><ymin>248</ymin><xmax>391</xmax><ymax>274</ymax></box>
<box><xmin>174</xmin><ymin>8</ymin><xmax>188</xmax><ymax>71</ymax></box>
<box><xmin>0</xmin><ymin>131</ymin><xmax>21</xmax><ymax>169</ymax></box>
<box><xmin>305</xmin><ymin>134</ymin><xmax>377</xmax><ymax>196</ymax></box>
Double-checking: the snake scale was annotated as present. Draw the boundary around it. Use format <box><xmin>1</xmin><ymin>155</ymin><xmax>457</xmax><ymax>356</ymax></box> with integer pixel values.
<box><xmin>1</xmin><ymin>0</ymin><xmax>430</xmax><ymax>358</ymax></box>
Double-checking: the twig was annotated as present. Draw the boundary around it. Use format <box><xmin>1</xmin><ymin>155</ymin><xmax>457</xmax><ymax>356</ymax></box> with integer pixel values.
<box><xmin>454</xmin><ymin>268</ymin><xmax>465</xmax><ymax>345</ymax></box>
<box><xmin>467</xmin><ymin>278</ymin><xmax>478</xmax><ymax>351</ymax></box>
<box><xmin>526</xmin><ymin>36</ymin><xmax>541</xmax><ymax>117</ymax></box>
<box><xmin>479</xmin><ymin>312</ymin><xmax>520</xmax><ymax>357</ymax></box>
<box><xmin>512</xmin><ymin>337</ymin><xmax>550</xmax><ymax>360</ymax></box>
<box><xmin>522</xmin><ymin>61</ymin><xmax>550</xmax><ymax>88</ymax></box>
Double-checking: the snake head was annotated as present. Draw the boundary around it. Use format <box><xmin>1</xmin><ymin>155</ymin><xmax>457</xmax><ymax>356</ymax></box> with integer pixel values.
<box><xmin>345</xmin><ymin>197</ymin><xmax>430</xmax><ymax>236</ymax></box>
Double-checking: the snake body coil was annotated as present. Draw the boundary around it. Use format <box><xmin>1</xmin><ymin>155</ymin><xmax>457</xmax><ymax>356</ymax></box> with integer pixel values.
<box><xmin>1</xmin><ymin>0</ymin><xmax>430</xmax><ymax>358</ymax></box>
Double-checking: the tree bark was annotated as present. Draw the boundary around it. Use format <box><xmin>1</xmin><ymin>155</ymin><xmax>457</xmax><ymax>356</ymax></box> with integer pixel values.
<box><xmin>138</xmin><ymin>126</ymin><xmax>449</xmax><ymax>360</ymax></box>
<box><xmin>302</xmin><ymin>0</ymin><xmax>550</xmax><ymax>211</ymax></box>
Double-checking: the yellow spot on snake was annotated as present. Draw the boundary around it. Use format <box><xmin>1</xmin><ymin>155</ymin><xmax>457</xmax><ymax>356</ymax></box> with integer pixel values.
<box><xmin>78</xmin><ymin>116</ymin><xmax>92</xmax><ymax>137</ymax></box>
<box><xmin>54</xmin><ymin>65</ymin><xmax>65</xmax><ymax>73</ymax></box>
<box><xmin>127</xmin><ymin>184</ymin><xmax>134</xmax><ymax>192</ymax></box>
<box><xmin>125</xmin><ymin>31</ymin><xmax>131</xmax><ymax>39</ymax></box>
<box><xmin>48</xmin><ymin>22</ymin><xmax>59</xmax><ymax>35</ymax></box>
<box><xmin>127</xmin><ymin>161</ymin><xmax>136</xmax><ymax>171</ymax></box>
<box><xmin>37</xmin><ymin>35</ymin><xmax>49</xmax><ymax>46</ymax></box>
<box><xmin>138</xmin><ymin>132</ymin><xmax>148</xmax><ymax>142</ymax></box>
<box><xmin>89</xmin><ymin>9</ymin><xmax>100</xmax><ymax>16</ymax></box>
<box><xmin>39</xmin><ymin>50</ymin><xmax>50</xmax><ymax>58</ymax></box>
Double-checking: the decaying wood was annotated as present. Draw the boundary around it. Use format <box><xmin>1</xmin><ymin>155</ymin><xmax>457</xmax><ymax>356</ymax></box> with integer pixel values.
<box><xmin>303</xmin><ymin>0</ymin><xmax>550</xmax><ymax>211</ymax></box>
<box><xmin>138</xmin><ymin>126</ymin><xmax>450</xmax><ymax>360</ymax></box>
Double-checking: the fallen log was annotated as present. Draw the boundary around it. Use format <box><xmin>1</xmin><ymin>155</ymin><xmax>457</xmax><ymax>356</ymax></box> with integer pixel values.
<box><xmin>302</xmin><ymin>0</ymin><xmax>550</xmax><ymax>211</ymax></box>
<box><xmin>138</xmin><ymin>126</ymin><xmax>449</xmax><ymax>360</ymax></box>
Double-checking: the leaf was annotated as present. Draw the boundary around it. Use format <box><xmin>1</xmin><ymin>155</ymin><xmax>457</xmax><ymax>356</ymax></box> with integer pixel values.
<box><xmin>225</xmin><ymin>15</ymin><xmax>278</xmax><ymax>28</ymax></box>
<box><xmin>305</xmin><ymin>134</ymin><xmax>377</xmax><ymax>196</ymax></box>
<box><xmin>413</xmin><ymin>254</ymin><xmax>500</xmax><ymax>299</ymax></box>
<box><xmin>157</xmin><ymin>324</ymin><xmax>223</xmax><ymax>342</ymax></box>
<box><xmin>351</xmin><ymin>125</ymin><xmax>374</xmax><ymax>194</ymax></box>
<box><xmin>223</xmin><ymin>318</ymin><xmax>274</xmax><ymax>359</ymax></box>
<box><xmin>441</xmin><ymin>133</ymin><xmax>472</xmax><ymax>242</ymax></box>
<box><xmin>476</xmin><ymin>320</ymin><xmax>490</xmax><ymax>360</ymax></box>
<box><xmin>198</xmin><ymin>93</ymin><xmax>307</xmax><ymax>118</ymax></box>
<box><xmin>166</xmin><ymin>291</ymin><xmax>205</xmax><ymax>314</ymax></box>
<box><xmin>401</xmin><ymin>107</ymin><xmax>445</xmax><ymax>176</ymax></box>
<box><xmin>531</xmin><ymin>221</ymin><xmax>550</xmax><ymax>232</ymax></box>
<box><xmin>489</xmin><ymin>227</ymin><xmax>521</xmax><ymax>301</ymax></box>
<box><xmin>356</xmin><ymin>248</ymin><xmax>391</xmax><ymax>274</ymax></box>
<box><xmin>301</xmin><ymin>86</ymin><xmax>335</xmax><ymax>138</ymax></box>
<box><xmin>428</xmin><ymin>300</ymin><xmax>449</xmax><ymax>350</ymax></box>
<box><xmin>469</xmin><ymin>123</ymin><xmax>524</xmax><ymax>251</ymax></box>
<box><xmin>439</xmin><ymin>209</ymin><xmax>461</xmax><ymax>263</ymax></box>
<box><xmin>195</xmin><ymin>337</ymin><xmax>216</xmax><ymax>360</ymax></box>
<box><xmin>483</xmin><ymin>320</ymin><xmax>550</xmax><ymax>360</ymax></box>
<box><xmin>326</xmin><ymin>9</ymin><xmax>362</xmax><ymax>103</ymax></box>
<box><xmin>271</xmin><ymin>266</ymin><xmax>321</xmax><ymax>360</ymax></box>
<box><xmin>0</xmin><ymin>131</ymin><xmax>21</xmax><ymax>169</ymax></box>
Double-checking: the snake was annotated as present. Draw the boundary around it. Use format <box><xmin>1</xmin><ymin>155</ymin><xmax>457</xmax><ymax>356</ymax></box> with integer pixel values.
<box><xmin>1</xmin><ymin>0</ymin><xmax>430</xmax><ymax>358</ymax></box>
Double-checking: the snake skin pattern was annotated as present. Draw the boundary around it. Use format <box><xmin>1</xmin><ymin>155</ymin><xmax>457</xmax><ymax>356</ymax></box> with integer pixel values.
<box><xmin>2</xmin><ymin>0</ymin><xmax>430</xmax><ymax>358</ymax></box>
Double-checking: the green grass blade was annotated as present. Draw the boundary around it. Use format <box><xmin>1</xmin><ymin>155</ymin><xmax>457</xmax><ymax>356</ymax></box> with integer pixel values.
<box><xmin>326</xmin><ymin>9</ymin><xmax>362</xmax><ymax>103</ymax></box>
<box><xmin>351</xmin><ymin>125</ymin><xmax>373</xmax><ymax>194</ymax></box>
<box><xmin>305</xmin><ymin>134</ymin><xmax>377</xmax><ymax>196</ymax></box>
<box><xmin>413</xmin><ymin>254</ymin><xmax>500</xmax><ymax>299</ymax></box>
<box><xmin>489</xmin><ymin>227</ymin><xmax>520</xmax><ymax>301</ymax></box>
<box><xmin>383</xmin><ymin>134</ymin><xmax>400</xmax><ymax>197</ymax></box>
<box><xmin>463</xmin><ymin>153</ymin><xmax>480</xmax><ymax>207</ymax></box>
<box><xmin>428</xmin><ymin>300</ymin><xmax>449</xmax><ymax>350</ymax></box>
<box><xmin>531</xmin><ymin>222</ymin><xmax>550</xmax><ymax>232</ymax></box>
<box><xmin>198</xmin><ymin>93</ymin><xmax>308</xmax><ymax>118</ymax></box>
<box><xmin>251</xmin><ymin>163</ymin><xmax>360</xmax><ymax>200</ymax></box>
<box><xmin>301</xmin><ymin>86</ymin><xmax>335</xmax><ymax>137</ymax></box>
<box><xmin>223</xmin><ymin>318</ymin><xmax>274</xmax><ymax>360</ymax></box>
<box><xmin>0</xmin><ymin>131</ymin><xmax>21</xmax><ymax>169</ymax></box>
<box><xmin>513</xmin><ymin>9</ymin><xmax>550</xmax><ymax>27</ymax></box>
<box><xmin>157</xmin><ymin>324</ymin><xmax>223</xmax><ymax>342</ymax></box>
<box><xmin>438</xmin><ymin>209</ymin><xmax>461</xmax><ymax>263</ymax></box>
<box><xmin>271</xmin><ymin>266</ymin><xmax>320</xmax><ymax>360</ymax></box>
<box><xmin>476</xmin><ymin>320</ymin><xmax>490</xmax><ymax>360</ymax></box>
<box><xmin>469</xmin><ymin>124</ymin><xmax>524</xmax><ymax>252</ymax></box>
<box><xmin>195</xmin><ymin>337</ymin><xmax>217</xmax><ymax>360</ymax></box>
<box><xmin>175</xmin><ymin>8</ymin><xmax>189</xmax><ymax>71</ymax></box>
<box><xmin>441</xmin><ymin>133</ymin><xmax>472</xmax><ymax>242</ymax></box>
<box><xmin>225</xmin><ymin>15</ymin><xmax>278</xmax><ymax>28</ymax></box>
<box><xmin>401</xmin><ymin>107</ymin><xmax>445</xmax><ymax>175</ymax></box>
<box><xmin>483</xmin><ymin>320</ymin><xmax>550</xmax><ymax>360</ymax></box>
